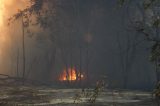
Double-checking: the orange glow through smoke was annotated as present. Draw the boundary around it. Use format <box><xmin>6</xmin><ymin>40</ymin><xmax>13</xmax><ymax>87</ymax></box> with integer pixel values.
<box><xmin>59</xmin><ymin>68</ymin><xmax>84</xmax><ymax>81</ymax></box>
<box><xmin>0</xmin><ymin>0</ymin><xmax>30</xmax><ymax>52</ymax></box>
<box><xmin>0</xmin><ymin>0</ymin><xmax>5</xmax><ymax>27</ymax></box>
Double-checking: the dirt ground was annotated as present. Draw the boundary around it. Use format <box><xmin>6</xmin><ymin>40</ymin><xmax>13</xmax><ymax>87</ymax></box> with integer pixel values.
<box><xmin>0</xmin><ymin>86</ymin><xmax>159</xmax><ymax>106</ymax></box>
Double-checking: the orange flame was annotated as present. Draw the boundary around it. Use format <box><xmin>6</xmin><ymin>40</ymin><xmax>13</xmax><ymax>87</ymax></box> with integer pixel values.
<box><xmin>59</xmin><ymin>68</ymin><xmax>84</xmax><ymax>81</ymax></box>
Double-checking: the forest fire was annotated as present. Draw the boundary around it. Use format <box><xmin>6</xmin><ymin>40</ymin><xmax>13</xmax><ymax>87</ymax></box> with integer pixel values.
<box><xmin>59</xmin><ymin>68</ymin><xmax>84</xmax><ymax>81</ymax></box>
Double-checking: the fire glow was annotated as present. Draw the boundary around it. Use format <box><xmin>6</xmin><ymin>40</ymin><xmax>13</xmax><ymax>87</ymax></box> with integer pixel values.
<box><xmin>0</xmin><ymin>0</ymin><xmax>4</xmax><ymax>27</ymax></box>
<box><xmin>59</xmin><ymin>68</ymin><xmax>84</xmax><ymax>81</ymax></box>
<box><xmin>0</xmin><ymin>0</ymin><xmax>31</xmax><ymax>73</ymax></box>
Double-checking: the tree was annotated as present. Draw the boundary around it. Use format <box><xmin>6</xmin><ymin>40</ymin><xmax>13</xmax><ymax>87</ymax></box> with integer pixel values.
<box><xmin>118</xmin><ymin>0</ymin><xmax>160</xmax><ymax>83</ymax></box>
<box><xmin>116</xmin><ymin>32</ymin><xmax>138</xmax><ymax>88</ymax></box>
<box><xmin>10</xmin><ymin>0</ymin><xmax>80</xmax><ymax>83</ymax></box>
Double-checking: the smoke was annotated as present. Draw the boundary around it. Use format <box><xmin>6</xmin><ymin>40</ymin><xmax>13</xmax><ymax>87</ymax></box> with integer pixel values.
<box><xmin>0</xmin><ymin>0</ymin><xmax>30</xmax><ymax>75</ymax></box>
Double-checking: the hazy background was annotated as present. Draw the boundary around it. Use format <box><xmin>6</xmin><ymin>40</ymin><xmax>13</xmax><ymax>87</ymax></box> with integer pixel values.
<box><xmin>0</xmin><ymin>0</ymin><xmax>156</xmax><ymax>89</ymax></box>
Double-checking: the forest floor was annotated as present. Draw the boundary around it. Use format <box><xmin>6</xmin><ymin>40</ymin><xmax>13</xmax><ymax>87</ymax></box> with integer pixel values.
<box><xmin>0</xmin><ymin>85</ymin><xmax>158</xmax><ymax>106</ymax></box>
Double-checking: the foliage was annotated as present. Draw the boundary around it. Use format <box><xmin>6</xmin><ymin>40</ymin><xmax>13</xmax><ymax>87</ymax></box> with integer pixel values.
<box><xmin>118</xmin><ymin>0</ymin><xmax>160</xmax><ymax>81</ymax></box>
<box><xmin>118</xmin><ymin>0</ymin><xmax>126</xmax><ymax>7</ymax></box>
<box><xmin>9</xmin><ymin>0</ymin><xmax>44</xmax><ymax>23</ymax></box>
<box><xmin>9</xmin><ymin>0</ymin><xmax>55</xmax><ymax>35</ymax></box>
<box><xmin>153</xmin><ymin>82</ymin><xmax>160</xmax><ymax>100</ymax></box>
<box><xmin>74</xmin><ymin>80</ymin><xmax>105</xmax><ymax>105</ymax></box>
<box><xmin>150</xmin><ymin>43</ymin><xmax>160</xmax><ymax>65</ymax></box>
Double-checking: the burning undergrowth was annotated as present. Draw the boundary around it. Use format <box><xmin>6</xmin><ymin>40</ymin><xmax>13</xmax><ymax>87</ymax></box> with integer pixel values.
<box><xmin>59</xmin><ymin>68</ymin><xmax>85</xmax><ymax>82</ymax></box>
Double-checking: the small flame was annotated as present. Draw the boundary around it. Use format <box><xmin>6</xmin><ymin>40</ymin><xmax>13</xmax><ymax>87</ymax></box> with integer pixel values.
<box><xmin>59</xmin><ymin>68</ymin><xmax>84</xmax><ymax>81</ymax></box>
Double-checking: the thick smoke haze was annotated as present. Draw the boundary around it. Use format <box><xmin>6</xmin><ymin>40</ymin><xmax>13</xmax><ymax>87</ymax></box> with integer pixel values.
<box><xmin>0</xmin><ymin>0</ymin><xmax>29</xmax><ymax>74</ymax></box>
<box><xmin>0</xmin><ymin>0</ymin><xmax>156</xmax><ymax>89</ymax></box>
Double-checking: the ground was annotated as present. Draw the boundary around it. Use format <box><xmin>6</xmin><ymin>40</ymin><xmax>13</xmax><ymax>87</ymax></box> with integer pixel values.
<box><xmin>0</xmin><ymin>86</ymin><xmax>159</xmax><ymax>106</ymax></box>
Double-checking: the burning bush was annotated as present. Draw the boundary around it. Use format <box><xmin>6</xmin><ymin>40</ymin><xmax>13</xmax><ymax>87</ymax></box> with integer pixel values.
<box><xmin>59</xmin><ymin>68</ymin><xmax>84</xmax><ymax>81</ymax></box>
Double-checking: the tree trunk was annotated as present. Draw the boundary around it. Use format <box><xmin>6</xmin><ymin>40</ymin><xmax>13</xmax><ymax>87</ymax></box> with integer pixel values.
<box><xmin>16</xmin><ymin>48</ymin><xmax>19</xmax><ymax>78</ymax></box>
<box><xmin>22</xmin><ymin>16</ymin><xmax>26</xmax><ymax>84</ymax></box>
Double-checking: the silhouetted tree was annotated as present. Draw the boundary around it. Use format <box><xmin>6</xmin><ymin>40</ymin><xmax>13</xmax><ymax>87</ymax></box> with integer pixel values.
<box><xmin>118</xmin><ymin>0</ymin><xmax>160</xmax><ymax>83</ymax></box>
